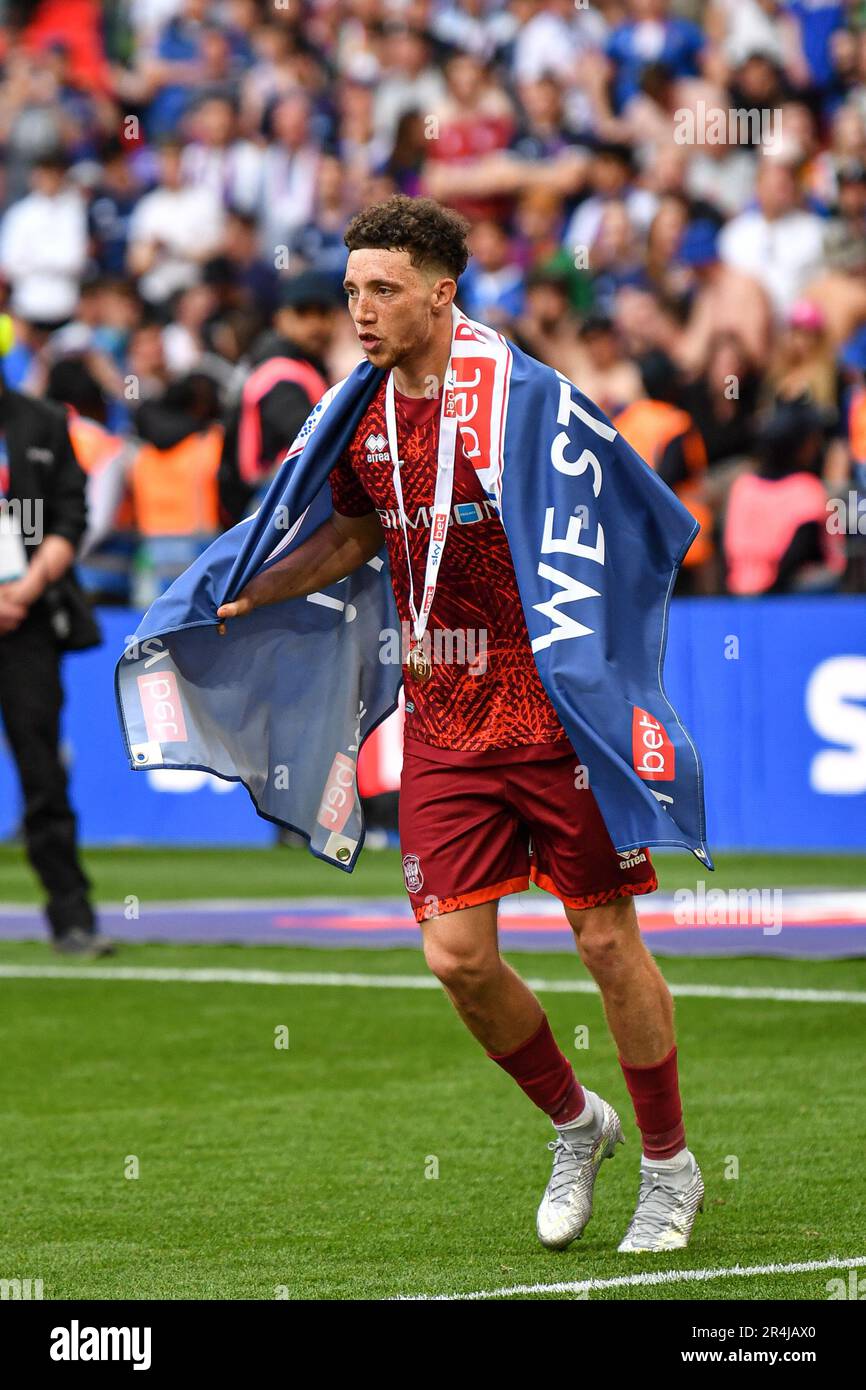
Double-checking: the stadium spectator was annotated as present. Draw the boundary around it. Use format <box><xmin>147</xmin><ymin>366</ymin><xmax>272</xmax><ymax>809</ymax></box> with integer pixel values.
<box><xmin>606</xmin><ymin>0</ymin><xmax>706</xmax><ymax>115</ymax></box>
<box><xmin>832</xmin><ymin>158</ymin><xmax>866</xmax><ymax>242</ymax></box>
<box><xmin>283</xmin><ymin>154</ymin><xmax>354</xmax><ymax>287</ymax></box>
<box><xmin>0</xmin><ymin>148</ymin><xmax>88</xmax><ymax>328</ymax></box>
<box><xmin>802</xmin><ymin>221</ymin><xmax>866</xmax><ymax>347</ymax></box>
<box><xmin>257</xmin><ymin>92</ymin><xmax>321</xmax><ymax>258</ymax></box>
<box><xmin>717</xmin><ymin>158</ymin><xmax>826</xmax><ymax>317</ymax></box>
<box><xmin>372</xmin><ymin>23</ymin><xmax>446</xmax><ymax>148</ymax></box>
<box><xmin>208</xmin><ymin>208</ymin><xmax>279</xmax><ymax>320</ymax></box>
<box><xmin>88</xmin><ymin>138</ymin><xmax>144</xmax><ymax>278</ymax></box>
<box><xmin>0</xmin><ymin>0</ymin><xmax>861</xmax><ymax>603</ymax></box>
<box><xmin>179</xmin><ymin>93</ymin><xmax>262</xmax><ymax>214</ymax></box>
<box><xmin>126</xmin><ymin>135</ymin><xmax>225</xmax><ymax>309</ymax></box>
<box><xmin>724</xmin><ymin>401</ymin><xmax>846</xmax><ymax>594</ymax></box>
<box><xmin>563</xmin><ymin>142</ymin><xmax>656</xmax><ymax>261</ymax></box>
<box><xmin>515</xmin><ymin>269</ymin><xmax>583</xmax><ymax>378</ymax></box>
<box><xmin>680</xmin><ymin>328</ymin><xmax>760</xmax><ymax>474</ymax></box>
<box><xmin>137</xmin><ymin>0</ymin><xmax>212</xmax><ymax>139</ymax></box>
<box><xmin>767</xmin><ymin>299</ymin><xmax>840</xmax><ymax>413</ymax></box>
<box><xmin>44</xmin><ymin>356</ymin><xmax>137</xmax><ymax>606</ymax></box>
<box><xmin>574</xmin><ymin>315</ymin><xmax>643</xmax><ymax>419</ymax></box>
<box><xmin>674</xmin><ymin>219</ymin><xmax>772</xmax><ymax>374</ymax></box>
<box><xmin>131</xmin><ymin>370</ymin><xmax>223</xmax><ymax>601</ymax></box>
<box><xmin>616</xmin><ymin>352</ymin><xmax>715</xmax><ymax>592</ymax></box>
<box><xmin>219</xmin><ymin>269</ymin><xmax>338</xmax><ymax>525</ymax></box>
<box><xmin>458</xmin><ymin>220</ymin><xmax>525</xmax><ymax>327</ymax></box>
<box><xmin>424</xmin><ymin>50</ymin><xmax>516</xmax><ymax>222</ymax></box>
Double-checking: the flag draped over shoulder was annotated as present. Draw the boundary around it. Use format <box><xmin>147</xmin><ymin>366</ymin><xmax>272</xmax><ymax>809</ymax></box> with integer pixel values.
<box><xmin>115</xmin><ymin>308</ymin><xmax>713</xmax><ymax>871</ymax></box>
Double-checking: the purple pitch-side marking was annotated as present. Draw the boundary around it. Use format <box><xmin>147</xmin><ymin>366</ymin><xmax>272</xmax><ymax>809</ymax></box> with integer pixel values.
<box><xmin>1</xmin><ymin>896</ymin><xmax>865</xmax><ymax>957</ymax></box>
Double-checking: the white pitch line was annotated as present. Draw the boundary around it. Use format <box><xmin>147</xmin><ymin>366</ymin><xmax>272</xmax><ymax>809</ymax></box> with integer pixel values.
<box><xmin>394</xmin><ymin>1254</ymin><xmax>866</xmax><ymax>1301</ymax></box>
<box><xmin>0</xmin><ymin>964</ymin><xmax>864</xmax><ymax>1004</ymax></box>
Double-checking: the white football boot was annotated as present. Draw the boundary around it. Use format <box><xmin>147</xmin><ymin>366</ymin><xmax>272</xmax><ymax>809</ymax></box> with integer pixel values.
<box><xmin>536</xmin><ymin>1090</ymin><xmax>625</xmax><ymax>1250</ymax></box>
<box><xmin>617</xmin><ymin>1149</ymin><xmax>704</xmax><ymax>1253</ymax></box>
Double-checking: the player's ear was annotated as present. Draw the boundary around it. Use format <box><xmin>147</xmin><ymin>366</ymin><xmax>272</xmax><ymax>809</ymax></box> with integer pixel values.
<box><xmin>432</xmin><ymin>277</ymin><xmax>457</xmax><ymax>313</ymax></box>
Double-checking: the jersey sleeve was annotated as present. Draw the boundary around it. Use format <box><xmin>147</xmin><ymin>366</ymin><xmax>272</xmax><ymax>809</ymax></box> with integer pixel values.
<box><xmin>328</xmin><ymin>452</ymin><xmax>376</xmax><ymax>517</ymax></box>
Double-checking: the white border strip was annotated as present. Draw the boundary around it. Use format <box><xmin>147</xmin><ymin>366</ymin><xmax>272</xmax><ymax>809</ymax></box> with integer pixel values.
<box><xmin>0</xmin><ymin>964</ymin><xmax>864</xmax><ymax>1003</ymax></box>
<box><xmin>394</xmin><ymin>1255</ymin><xmax>866</xmax><ymax>1301</ymax></box>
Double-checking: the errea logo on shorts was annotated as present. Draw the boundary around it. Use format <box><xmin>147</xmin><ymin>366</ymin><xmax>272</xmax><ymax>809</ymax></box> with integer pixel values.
<box><xmin>365</xmin><ymin>433</ymin><xmax>389</xmax><ymax>463</ymax></box>
<box><xmin>402</xmin><ymin>853</ymin><xmax>423</xmax><ymax>892</ymax></box>
<box><xmin>619</xmin><ymin>849</ymin><xmax>647</xmax><ymax>870</ymax></box>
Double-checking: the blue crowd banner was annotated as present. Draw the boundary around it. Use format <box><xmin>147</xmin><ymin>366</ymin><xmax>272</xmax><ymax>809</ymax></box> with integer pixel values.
<box><xmin>0</xmin><ymin>600</ymin><xmax>864</xmax><ymax>851</ymax></box>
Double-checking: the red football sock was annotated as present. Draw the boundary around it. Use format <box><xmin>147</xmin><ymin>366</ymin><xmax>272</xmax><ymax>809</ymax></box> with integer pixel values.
<box><xmin>487</xmin><ymin>1014</ymin><xmax>586</xmax><ymax>1125</ymax></box>
<box><xmin>619</xmin><ymin>1044</ymin><xmax>686</xmax><ymax>1159</ymax></box>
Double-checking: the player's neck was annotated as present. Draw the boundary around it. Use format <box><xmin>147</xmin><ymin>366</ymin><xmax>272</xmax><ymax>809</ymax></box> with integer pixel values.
<box><xmin>391</xmin><ymin>321</ymin><xmax>453</xmax><ymax>399</ymax></box>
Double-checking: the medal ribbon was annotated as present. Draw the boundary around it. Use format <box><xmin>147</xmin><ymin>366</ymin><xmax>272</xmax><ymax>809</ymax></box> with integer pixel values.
<box><xmin>384</xmin><ymin>357</ymin><xmax>458</xmax><ymax>656</ymax></box>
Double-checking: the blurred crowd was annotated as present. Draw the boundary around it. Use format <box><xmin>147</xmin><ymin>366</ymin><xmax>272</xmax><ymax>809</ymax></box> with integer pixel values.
<box><xmin>2</xmin><ymin>0</ymin><xmax>866</xmax><ymax>602</ymax></box>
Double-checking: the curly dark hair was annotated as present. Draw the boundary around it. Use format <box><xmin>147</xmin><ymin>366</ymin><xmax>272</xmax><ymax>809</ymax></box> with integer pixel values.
<box><xmin>344</xmin><ymin>195</ymin><xmax>470</xmax><ymax>280</ymax></box>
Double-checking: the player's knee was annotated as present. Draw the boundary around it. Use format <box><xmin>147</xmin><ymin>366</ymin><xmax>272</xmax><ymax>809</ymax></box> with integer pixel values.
<box><xmin>423</xmin><ymin>940</ymin><xmax>498</xmax><ymax>996</ymax></box>
<box><xmin>567</xmin><ymin>899</ymin><xmax>638</xmax><ymax>977</ymax></box>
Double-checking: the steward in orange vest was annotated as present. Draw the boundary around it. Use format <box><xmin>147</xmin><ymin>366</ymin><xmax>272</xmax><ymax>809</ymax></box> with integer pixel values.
<box><xmin>614</xmin><ymin>396</ymin><xmax>714</xmax><ymax>573</ymax></box>
<box><xmin>218</xmin><ymin>271</ymin><xmax>338</xmax><ymax>523</ymax></box>
<box><xmin>45</xmin><ymin>357</ymin><xmax>137</xmax><ymax>604</ymax></box>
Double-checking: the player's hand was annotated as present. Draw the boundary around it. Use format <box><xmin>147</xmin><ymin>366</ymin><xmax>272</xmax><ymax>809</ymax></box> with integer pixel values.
<box><xmin>216</xmin><ymin>591</ymin><xmax>256</xmax><ymax>622</ymax></box>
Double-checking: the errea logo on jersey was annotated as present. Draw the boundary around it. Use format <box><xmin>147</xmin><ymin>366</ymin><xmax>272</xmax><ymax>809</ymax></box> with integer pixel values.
<box><xmin>365</xmin><ymin>433</ymin><xmax>389</xmax><ymax>462</ymax></box>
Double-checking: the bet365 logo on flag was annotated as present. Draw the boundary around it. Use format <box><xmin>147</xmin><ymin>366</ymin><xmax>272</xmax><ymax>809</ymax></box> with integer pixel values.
<box><xmin>632</xmin><ymin>707</ymin><xmax>675</xmax><ymax>781</ymax></box>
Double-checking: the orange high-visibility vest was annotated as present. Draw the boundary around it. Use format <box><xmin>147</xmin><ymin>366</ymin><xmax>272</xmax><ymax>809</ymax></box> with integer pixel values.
<box><xmin>614</xmin><ymin>399</ymin><xmax>712</xmax><ymax>566</ymax></box>
<box><xmin>131</xmin><ymin>425</ymin><xmax>223</xmax><ymax>537</ymax></box>
<box><xmin>68</xmin><ymin>411</ymin><xmax>135</xmax><ymax>531</ymax></box>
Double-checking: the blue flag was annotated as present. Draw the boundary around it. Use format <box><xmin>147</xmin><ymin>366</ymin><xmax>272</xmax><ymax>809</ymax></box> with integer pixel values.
<box><xmin>116</xmin><ymin>309</ymin><xmax>713</xmax><ymax>871</ymax></box>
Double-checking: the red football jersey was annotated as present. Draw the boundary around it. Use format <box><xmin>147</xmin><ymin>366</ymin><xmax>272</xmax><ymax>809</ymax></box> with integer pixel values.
<box><xmin>328</xmin><ymin>377</ymin><xmax>572</xmax><ymax>760</ymax></box>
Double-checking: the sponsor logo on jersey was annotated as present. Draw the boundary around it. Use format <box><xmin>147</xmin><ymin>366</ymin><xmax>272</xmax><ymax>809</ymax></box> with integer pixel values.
<box><xmin>376</xmin><ymin>498</ymin><xmax>499</xmax><ymax>529</ymax></box>
<box><xmin>632</xmin><ymin>707</ymin><xmax>675</xmax><ymax>781</ymax></box>
<box><xmin>402</xmin><ymin>852</ymin><xmax>423</xmax><ymax>893</ymax></box>
<box><xmin>365</xmin><ymin>432</ymin><xmax>390</xmax><ymax>463</ymax></box>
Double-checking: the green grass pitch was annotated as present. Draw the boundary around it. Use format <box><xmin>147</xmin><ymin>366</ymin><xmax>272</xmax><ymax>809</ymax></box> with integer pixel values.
<box><xmin>1</xmin><ymin>848</ymin><xmax>864</xmax><ymax>1300</ymax></box>
<box><xmin>1</xmin><ymin>889</ymin><xmax>865</xmax><ymax>1298</ymax></box>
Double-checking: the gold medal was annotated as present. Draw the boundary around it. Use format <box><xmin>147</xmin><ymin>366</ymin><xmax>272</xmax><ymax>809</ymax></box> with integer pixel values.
<box><xmin>408</xmin><ymin>644</ymin><xmax>432</xmax><ymax>683</ymax></box>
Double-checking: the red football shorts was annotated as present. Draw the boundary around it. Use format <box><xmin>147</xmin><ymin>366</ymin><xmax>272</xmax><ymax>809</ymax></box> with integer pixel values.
<box><xmin>398</xmin><ymin>740</ymin><xmax>658</xmax><ymax>923</ymax></box>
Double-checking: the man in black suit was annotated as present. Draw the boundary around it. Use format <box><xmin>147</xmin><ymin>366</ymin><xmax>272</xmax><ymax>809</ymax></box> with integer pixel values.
<box><xmin>0</xmin><ymin>350</ymin><xmax>112</xmax><ymax>955</ymax></box>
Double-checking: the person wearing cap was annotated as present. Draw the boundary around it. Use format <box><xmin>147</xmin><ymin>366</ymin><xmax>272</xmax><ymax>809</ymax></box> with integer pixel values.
<box><xmin>768</xmin><ymin>298</ymin><xmax>840</xmax><ymax>416</ymax></box>
<box><xmin>218</xmin><ymin>271</ymin><xmax>340</xmax><ymax>523</ymax></box>
<box><xmin>0</xmin><ymin>315</ymin><xmax>112</xmax><ymax>956</ymax></box>
<box><xmin>675</xmin><ymin>217</ymin><xmax>772</xmax><ymax>372</ymax></box>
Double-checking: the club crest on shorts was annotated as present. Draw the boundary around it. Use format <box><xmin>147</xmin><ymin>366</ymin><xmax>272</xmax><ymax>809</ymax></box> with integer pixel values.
<box><xmin>402</xmin><ymin>852</ymin><xmax>424</xmax><ymax>892</ymax></box>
